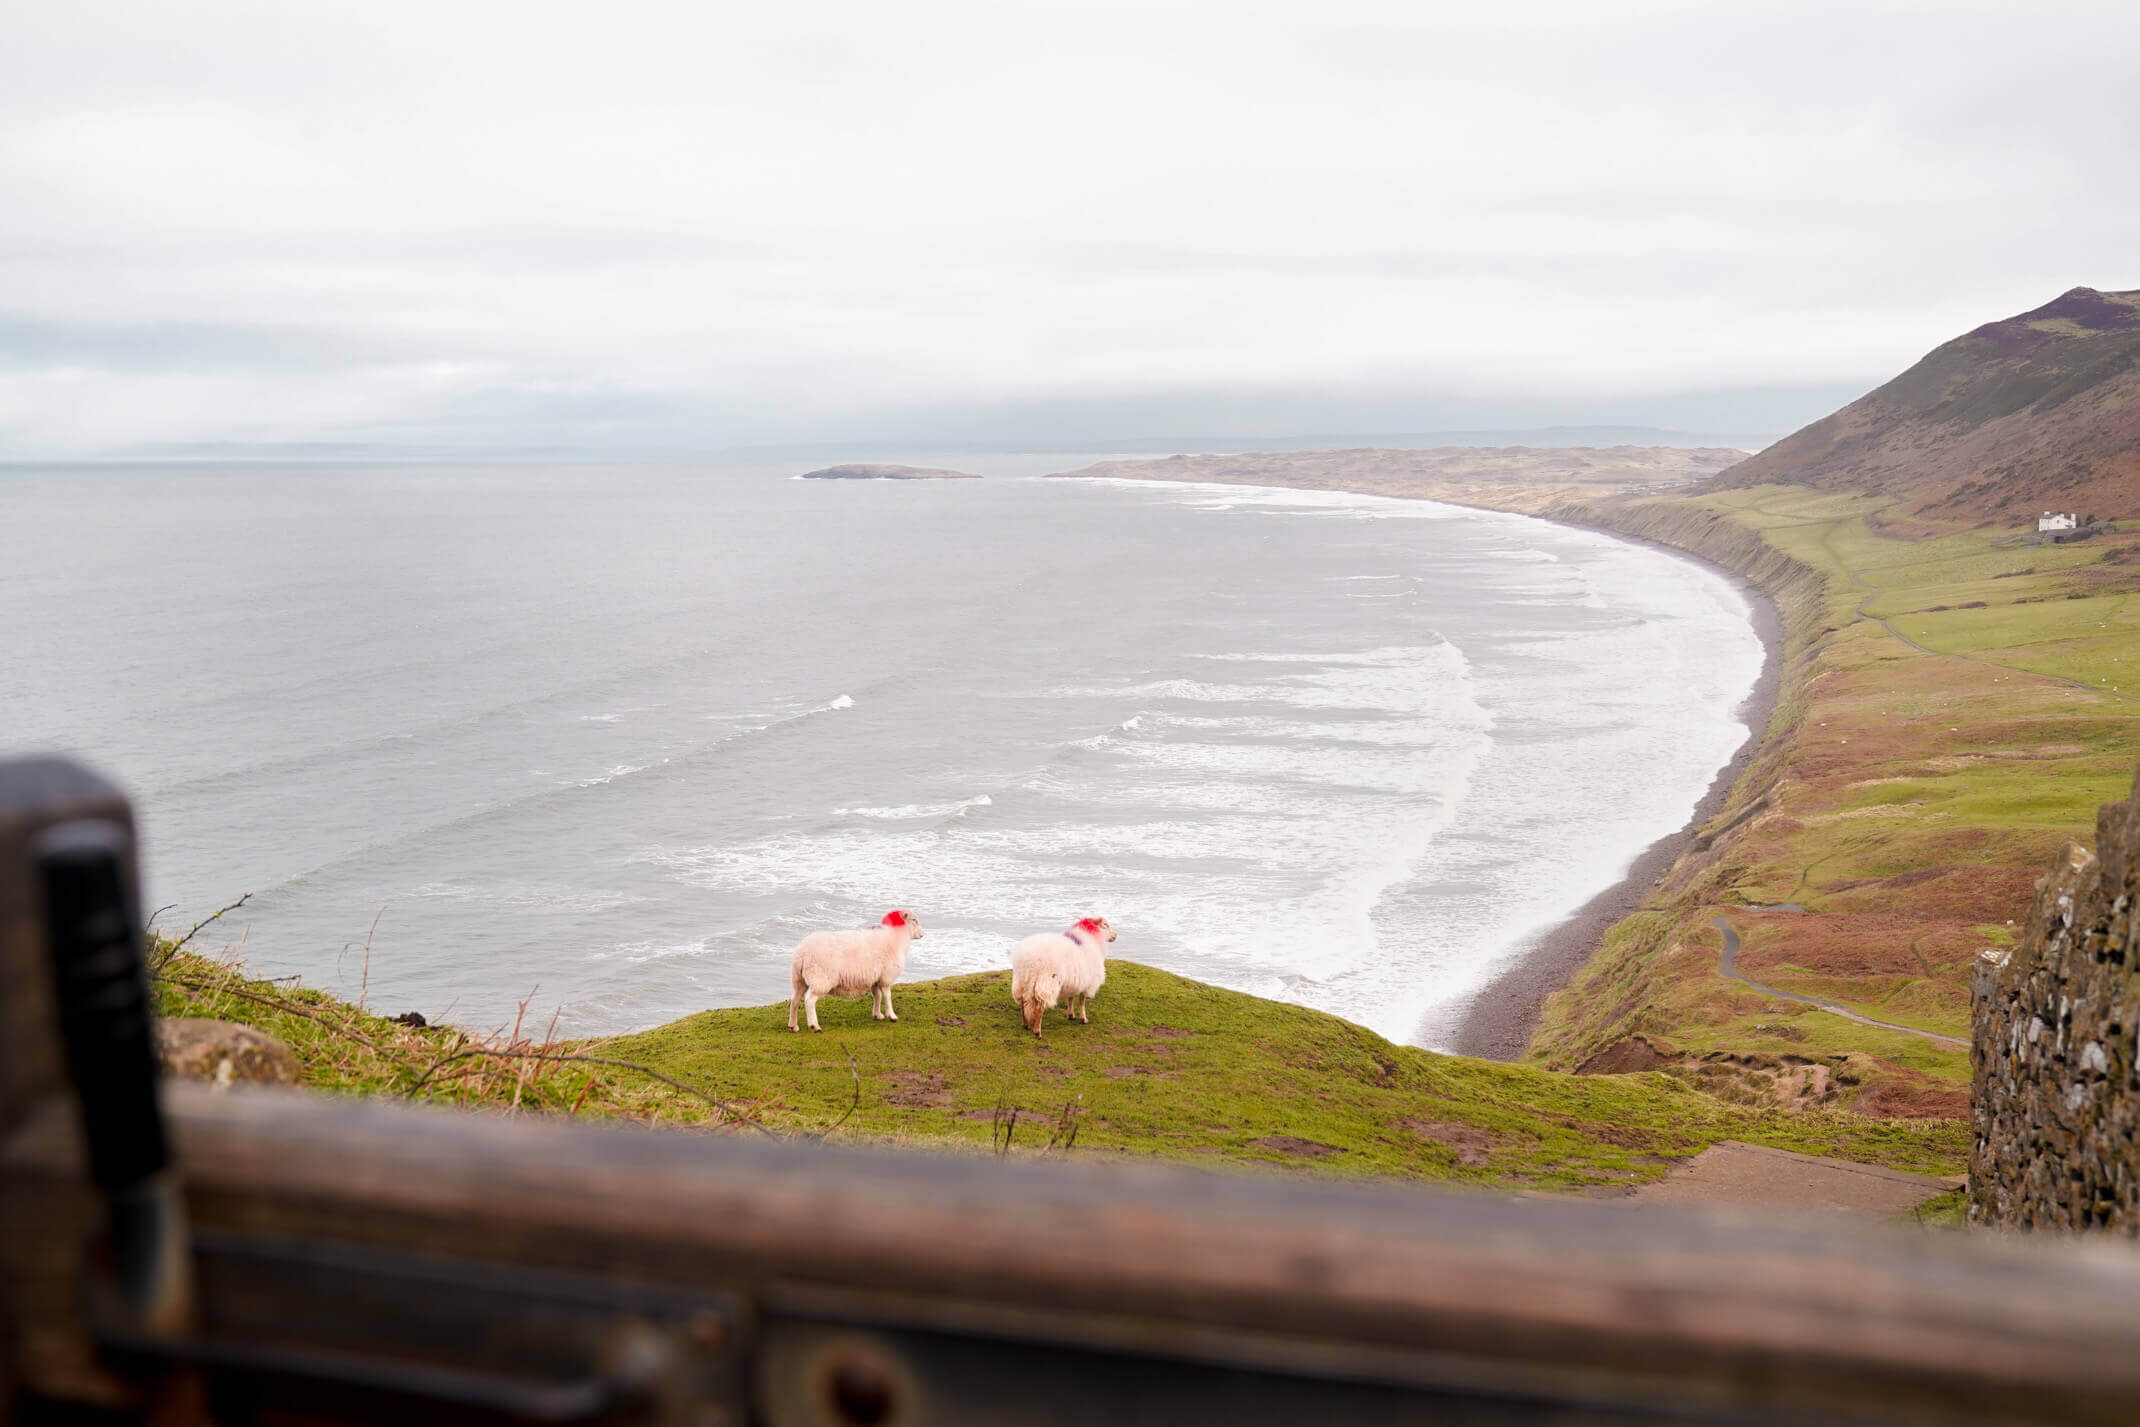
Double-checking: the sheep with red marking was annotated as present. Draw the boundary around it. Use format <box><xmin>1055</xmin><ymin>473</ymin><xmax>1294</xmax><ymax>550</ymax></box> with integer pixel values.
<box><xmin>1009</xmin><ymin>916</ymin><xmax>1116</xmax><ymax>1037</ymax></box>
<box><xmin>787</xmin><ymin>910</ymin><xmax>923</xmax><ymax>1032</ymax></box>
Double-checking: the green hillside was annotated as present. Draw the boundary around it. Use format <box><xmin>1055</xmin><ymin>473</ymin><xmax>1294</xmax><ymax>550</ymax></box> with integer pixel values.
<box><xmin>155</xmin><ymin>949</ymin><xmax>1965</xmax><ymax>1188</ymax></box>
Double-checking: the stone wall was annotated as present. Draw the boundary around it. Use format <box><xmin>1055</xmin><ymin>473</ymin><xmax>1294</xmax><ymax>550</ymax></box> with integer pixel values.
<box><xmin>1970</xmin><ymin>765</ymin><xmax>2140</xmax><ymax>1230</ymax></box>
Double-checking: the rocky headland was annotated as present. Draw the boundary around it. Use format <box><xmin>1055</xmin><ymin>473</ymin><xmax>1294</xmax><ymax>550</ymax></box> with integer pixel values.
<box><xmin>799</xmin><ymin>463</ymin><xmax>982</xmax><ymax>480</ymax></box>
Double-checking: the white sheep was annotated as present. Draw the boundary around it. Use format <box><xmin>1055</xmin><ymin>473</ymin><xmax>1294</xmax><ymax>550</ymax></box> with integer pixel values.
<box><xmin>787</xmin><ymin>910</ymin><xmax>923</xmax><ymax>1032</ymax></box>
<box><xmin>1009</xmin><ymin>916</ymin><xmax>1116</xmax><ymax>1037</ymax></box>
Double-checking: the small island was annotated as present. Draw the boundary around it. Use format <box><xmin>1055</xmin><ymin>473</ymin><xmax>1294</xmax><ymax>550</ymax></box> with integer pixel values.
<box><xmin>799</xmin><ymin>463</ymin><xmax>982</xmax><ymax>480</ymax></box>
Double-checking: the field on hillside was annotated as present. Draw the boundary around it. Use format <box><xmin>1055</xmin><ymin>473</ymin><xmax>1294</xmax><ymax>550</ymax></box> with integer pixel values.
<box><xmin>152</xmin><ymin>948</ymin><xmax>1966</xmax><ymax>1187</ymax></box>
<box><xmin>1530</xmin><ymin>486</ymin><xmax>2140</xmax><ymax>1114</ymax></box>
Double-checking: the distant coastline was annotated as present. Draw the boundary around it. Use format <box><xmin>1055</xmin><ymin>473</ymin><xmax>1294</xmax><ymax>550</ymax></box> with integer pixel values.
<box><xmin>1043</xmin><ymin>445</ymin><xmax>1741</xmax><ymax>511</ymax></box>
<box><xmin>799</xmin><ymin>463</ymin><xmax>982</xmax><ymax>480</ymax></box>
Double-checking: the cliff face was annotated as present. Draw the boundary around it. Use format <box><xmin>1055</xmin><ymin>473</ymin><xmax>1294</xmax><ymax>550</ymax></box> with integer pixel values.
<box><xmin>1970</xmin><ymin>766</ymin><xmax>2140</xmax><ymax>1231</ymax></box>
<box><xmin>1711</xmin><ymin>287</ymin><xmax>2140</xmax><ymax>521</ymax></box>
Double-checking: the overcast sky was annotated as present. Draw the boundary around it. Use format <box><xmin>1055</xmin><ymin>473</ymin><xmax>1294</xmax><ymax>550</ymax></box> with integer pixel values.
<box><xmin>2</xmin><ymin>1</ymin><xmax>2135</xmax><ymax>456</ymax></box>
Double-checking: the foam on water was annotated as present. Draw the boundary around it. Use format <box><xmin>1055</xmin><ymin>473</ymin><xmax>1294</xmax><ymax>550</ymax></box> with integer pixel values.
<box><xmin>642</xmin><ymin>639</ymin><xmax>1494</xmax><ymax>1020</ymax></box>
<box><xmin>834</xmin><ymin>794</ymin><xmax>994</xmax><ymax>820</ymax></box>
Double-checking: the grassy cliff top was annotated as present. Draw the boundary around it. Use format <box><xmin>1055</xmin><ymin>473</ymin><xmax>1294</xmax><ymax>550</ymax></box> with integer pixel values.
<box><xmin>155</xmin><ymin>949</ymin><xmax>1966</xmax><ymax>1188</ymax></box>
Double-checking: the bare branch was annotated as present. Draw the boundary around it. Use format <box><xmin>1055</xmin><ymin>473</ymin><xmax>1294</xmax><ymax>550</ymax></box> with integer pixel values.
<box><xmin>1044</xmin><ymin>1098</ymin><xmax>1084</xmax><ymax>1155</ymax></box>
<box><xmin>807</xmin><ymin>1049</ymin><xmax>863</xmax><ymax>1143</ymax></box>
<box><xmin>357</xmin><ymin>907</ymin><xmax>384</xmax><ymax>1009</ymax></box>
<box><xmin>992</xmin><ymin>1102</ymin><xmax>1021</xmax><ymax>1157</ymax></box>
<box><xmin>166</xmin><ymin>893</ymin><xmax>253</xmax><ymax>959</ymax></box>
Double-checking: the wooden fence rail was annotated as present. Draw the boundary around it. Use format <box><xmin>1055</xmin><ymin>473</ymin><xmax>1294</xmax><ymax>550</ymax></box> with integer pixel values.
<box><xmin>9</xmin><ymin>1084</ymin><xmax>2140</xmax><ymax>1426</ymax></box>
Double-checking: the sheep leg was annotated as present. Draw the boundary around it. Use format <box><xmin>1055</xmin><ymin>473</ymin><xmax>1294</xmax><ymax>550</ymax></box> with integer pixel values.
<box><xmin>788</xmin><ymin>988</ymin><xmax>800</xmax><ymax>1032</ymax></box>
<box><xmin>880</xmin><ymin>984</ymin><xmax>898</xmax><ymax>1022</ymax></box>
<box><xmin>871</xmin><ymin>986</ymin><xmax>884</xmax><ymax>1020</ymax></box>
<box><xmin>804</xmin><ymin>988</ymin><xmax>823</xmax><ymax>1032</ymax></box>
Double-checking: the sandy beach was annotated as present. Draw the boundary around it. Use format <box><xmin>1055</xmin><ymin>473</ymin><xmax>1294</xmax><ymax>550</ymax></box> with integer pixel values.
<box><xmin>1445</xmin><ymin>540</ymin><xmax>1783</xmax><ymax>1060</ymax></box>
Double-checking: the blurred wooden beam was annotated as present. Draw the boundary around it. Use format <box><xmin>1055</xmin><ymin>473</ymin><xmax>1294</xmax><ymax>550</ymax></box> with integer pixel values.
<box><xmin>11</xmin><ymin>1084</ymin><xmax>2140</xmax><ymax>1425</ymax></box>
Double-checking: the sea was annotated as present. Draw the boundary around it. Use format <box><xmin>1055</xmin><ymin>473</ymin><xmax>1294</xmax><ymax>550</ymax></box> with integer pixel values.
<box><xmin>2</xmin><ymin>456</ymin><xmax>1763</xmax><ymax>1048</ymax></box>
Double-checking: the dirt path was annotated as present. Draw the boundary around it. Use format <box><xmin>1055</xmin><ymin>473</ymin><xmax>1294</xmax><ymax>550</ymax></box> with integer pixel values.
<box><xmin>1710</xmin><ymin>915</ymin><xmax>1968</xmax><ymax>1048</ymax></box>
<box><xmin>1623</xmin><ymin>1140</ymin><xmax>1962</xmax><ymax>1218</ymax></box>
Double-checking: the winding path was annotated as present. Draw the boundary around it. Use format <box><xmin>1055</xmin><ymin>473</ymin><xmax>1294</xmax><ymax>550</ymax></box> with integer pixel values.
<box><xmin>1710</xmin><ymin>915</ymin><xmax>1968</xmax><ymax>1049</ymax></box>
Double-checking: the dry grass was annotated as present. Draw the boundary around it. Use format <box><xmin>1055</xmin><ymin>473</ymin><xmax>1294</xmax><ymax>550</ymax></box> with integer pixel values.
<box><xmin>150</xmin><ymin>940</ymin><xmax>779</xmax><ymax>1135</ymax></box>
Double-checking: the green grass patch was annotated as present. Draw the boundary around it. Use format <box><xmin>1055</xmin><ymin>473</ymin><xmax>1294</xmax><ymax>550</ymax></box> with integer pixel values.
<box><xmin>605</xmin><ymin>963</ymin><xmax>1971</xmax><ymax>1181</ymax></box>
<box><xmin>1893</xmin><ymin>1187</ymin><xmax>1968</xmax><ymax>1230</ymax></box>
<box><xmin>152</xmin><ymin>947</ymin><xmax>1967</xmax><ymax>1187</ymax></box>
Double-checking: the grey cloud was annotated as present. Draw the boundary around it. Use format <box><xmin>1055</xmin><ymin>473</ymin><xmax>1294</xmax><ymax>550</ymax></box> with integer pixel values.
<box><xmin>0</xmin><ymin>2</ymin><xmax>2133</xmax><ymax>456</ymax></box>
<box><xmin>0</xmin><ymin>313</ymin><xmax>456</xmax><ymax>373</ymax></box>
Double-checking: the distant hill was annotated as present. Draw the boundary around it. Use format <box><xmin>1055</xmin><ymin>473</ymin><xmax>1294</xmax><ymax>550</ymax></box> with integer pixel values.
<box><xmin>1710</xmin><ymin>286</ymin><xmax>2140</xmax><ymax>520</ymax></box>
<box><xmin>799</xmin><ymin>463</ymin><xmax>980</xmax><ymax>480</ymax></box>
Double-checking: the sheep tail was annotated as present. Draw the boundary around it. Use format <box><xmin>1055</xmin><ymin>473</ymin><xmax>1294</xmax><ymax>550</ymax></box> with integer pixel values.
<box><xmin>1020</xmin><ymin>970</ymin><xmax>1061</xmax><ymax>1035</ymax></box>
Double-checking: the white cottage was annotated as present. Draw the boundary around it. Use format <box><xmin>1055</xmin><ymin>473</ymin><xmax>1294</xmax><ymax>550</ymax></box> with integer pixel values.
<box><xmin>2038</xmin><ymin>512</ymin><xmax>2079</xmax><ymax>533</ymax></box>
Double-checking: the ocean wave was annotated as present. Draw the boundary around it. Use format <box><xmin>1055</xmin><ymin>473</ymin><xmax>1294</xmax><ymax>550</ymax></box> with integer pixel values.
<box><xmin>1037</xmin><ymin>678</ymin><xmax>1278</xmax><ymax>704</ymax></box>
<box><xmin>409</xmin><ymin>881</ymin><xmax>646</xmax><ymax>915</ymax></box>
<box><xmin>1129</xmin><ymin>712</ymin><xmax>1452</xmax><ymax>747</ymax></box>
<box><xmin>834</xmin><ymin>794</ymin><xmax>993</xmax><ymax>820</ymax></box>
<box><xmin>604</xmin><ymin>938</ymin><xmax>711</xmax><ymax>964</ymax></box>
<box><xmin>573</xmin><ymin>763</ymin><xmax>647</xmax><ymax>787</ymax></box>
<box><xmin>1039</xmin><ymin>644</ymin><xmax>1472</xmax><ymax>716</ymax></box>
<box><xmin>1100</xmin><ymin>478</ymin><xmax>1468</xmax><ymax>522</ymax></box>
<box><xmin>1110</xmin><ymin>739</ymin><xmax>1451</xmax><ymax>795</ymax></box>
<box><xmin>240</xmin><ymin>687</ymin><xmax>868</xmax><ymax>901</ymax></box>
<box><xmin>640</xmin><ymin>631</ymin><xmax>1497</xmax><ymax>1025</ymax></box>
<box><xmin>1186</xmin><ymin>648</ymin><xmax>1425</xmax><ymax>665</ymax></box>
<box><xmin>136</xmin><ymin>627</ymin><xmax>836</xmax><ymax>803</ymax></box>
<box><xmin>576</xmin><ymin>704</ymin><xmax>664</xmax><ymax>723</ymax></box>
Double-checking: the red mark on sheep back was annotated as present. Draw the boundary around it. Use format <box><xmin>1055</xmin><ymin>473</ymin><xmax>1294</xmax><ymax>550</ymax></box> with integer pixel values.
<box><xmin>882</xmin><ymin>910</ymin><xmax>910</xmax><ymax>927</ymax></box>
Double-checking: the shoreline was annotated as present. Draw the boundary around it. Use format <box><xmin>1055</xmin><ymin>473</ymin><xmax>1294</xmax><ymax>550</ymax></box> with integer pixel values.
<box><xmin>1054</xmin><ymin>469</ymin><xmax>1787</xmax><ymax>1063</ymax></box>
<box><xmin>1442</xmin><ymin>531</ymin><xmax>1784</xmax><ymax>1060</ymax></box>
